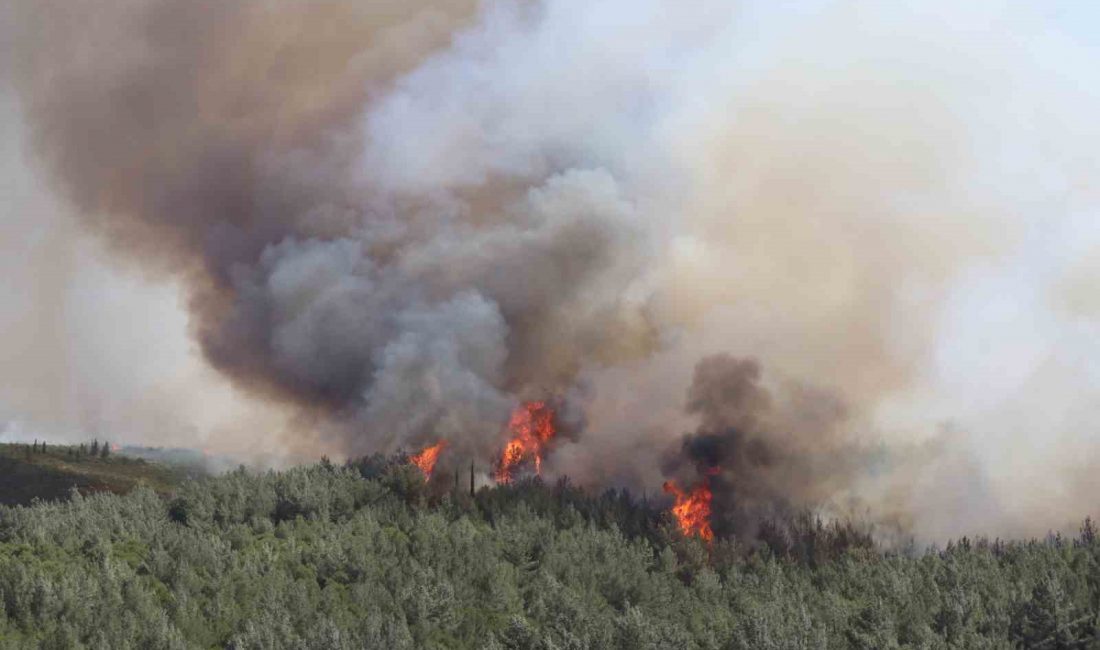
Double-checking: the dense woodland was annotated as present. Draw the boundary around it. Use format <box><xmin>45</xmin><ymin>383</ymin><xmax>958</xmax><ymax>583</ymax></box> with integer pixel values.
<box><xmin>0</xmin><ymin>453</ymin><xmax>1098</xmax><ymax>649</ymax></box>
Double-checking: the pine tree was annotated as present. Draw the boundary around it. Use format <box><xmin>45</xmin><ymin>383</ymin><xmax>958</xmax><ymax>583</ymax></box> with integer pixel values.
<box><xmin>1080</xmin><ymin>517</ymin><xmax>1096</xmax><ymax>546</ymax></box>
<box><xmin>90</xmin><ymin>440</ymin><xmax>99</xmax><ymax>456</ymax></box>
<box><xmin>101</xmin><ymin>442</ymin><xmax>110</xmax><ymax>459</ymax></box>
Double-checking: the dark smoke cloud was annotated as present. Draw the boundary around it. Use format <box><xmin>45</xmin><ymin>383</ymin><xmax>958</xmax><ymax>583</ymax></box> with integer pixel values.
<box><xmin>664</xmin><ymin>354</ymin><xmax>867</xmax><ymax>537</ymax></box>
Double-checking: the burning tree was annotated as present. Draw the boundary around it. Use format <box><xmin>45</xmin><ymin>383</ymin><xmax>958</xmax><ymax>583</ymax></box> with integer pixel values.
<box><xmin>663</xmin><ymin>479</ymin><xmax>715</xmax><ymax>541</ymax></box>
<box><xmin>495</xmin><ymin>401</ymin><xmax>558</xmax><ymax>483</ymax></box>
<box><xmin>409</xmin><ymin>441</ymin><xmax>447</xmax><ymax>480</ymax></box>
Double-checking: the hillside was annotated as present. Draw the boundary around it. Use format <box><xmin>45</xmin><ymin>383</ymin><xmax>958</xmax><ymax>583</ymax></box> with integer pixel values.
<box><xmin>0</xmin><ymin>443</ymin><xmax>199</xmax><ymax>506</ymax></box>
<box><xmin>0</xmin><ymin>457</ymin><xmax>1097</xmax><ymax>648</ymax></box>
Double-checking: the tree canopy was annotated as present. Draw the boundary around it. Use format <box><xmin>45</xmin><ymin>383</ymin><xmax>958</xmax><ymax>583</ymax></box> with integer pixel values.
<box><xmin>0</xmin><ymin>459</ymin><xmax>1097</xmax><ymax>648</ymax></box>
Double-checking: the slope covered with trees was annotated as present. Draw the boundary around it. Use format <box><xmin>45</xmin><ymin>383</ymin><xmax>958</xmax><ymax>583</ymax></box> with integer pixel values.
<box><xmin>0</xmin><ymin>458</ymin><xmax>1098</xmax><ymax>649</ymax></box>
<box><xmin>0</xmin><ymin>442</ymin><xmax>195</xmax><ymax>507</ymax></box>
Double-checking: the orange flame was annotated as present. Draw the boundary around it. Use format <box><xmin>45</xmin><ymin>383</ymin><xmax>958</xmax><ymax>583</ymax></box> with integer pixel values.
<box><xmin>494</xmin><ymin>401</ymin><xmax>556</xmax><ymax>483</ymax></box>
<box><xmin>410</xmin><ymin>441</ymin><xmax>447</xmax><ymax>479</ymax></box>
<box><xmin>663</xmin><ymin>479</ymin><xmax>714</xmax><ymax>541</ymax></box>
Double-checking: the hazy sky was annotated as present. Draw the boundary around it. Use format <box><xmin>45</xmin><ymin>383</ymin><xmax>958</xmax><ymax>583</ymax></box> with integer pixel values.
<box><xmin>0</xmin><ymin>90</ymin><xmax>289</xmax><ymax>454</ymax></box>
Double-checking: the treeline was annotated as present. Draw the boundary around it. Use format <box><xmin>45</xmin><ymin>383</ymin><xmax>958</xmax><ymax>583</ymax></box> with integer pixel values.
<box><xmin>14</xmin><ymin>439</ymin><xmax>112</xmax><ymax>460</ymax></box>
<box><xmin>0</xmin><ymin>457</ymin><xmax>1098</xmax><ymax>648</ymax></box>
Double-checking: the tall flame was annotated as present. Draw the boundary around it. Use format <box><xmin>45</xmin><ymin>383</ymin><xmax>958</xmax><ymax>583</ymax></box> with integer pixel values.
<box><xmin>495</xmin><ymin>401</ymin><xmax>556</xmax><ymax>483</ymax></box>
<box><xmin>410</xmin><ymin>441</ymin><xmax>447</xmax><ymax>479</ymax></box>
<box><xmin>663</xmin><ymin>479</ymin><xmax>714</xmax><ymax>541</ymax></box>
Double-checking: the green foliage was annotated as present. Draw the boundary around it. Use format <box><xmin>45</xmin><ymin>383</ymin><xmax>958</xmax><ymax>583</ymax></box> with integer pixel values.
<box><xmin>0</xmin><ymin>459</ymin><xmax>1098</xmax><ymax>648</ymax></box>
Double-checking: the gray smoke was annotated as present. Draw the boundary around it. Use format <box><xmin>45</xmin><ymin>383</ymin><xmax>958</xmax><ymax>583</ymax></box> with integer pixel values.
<box><xmin>5</xmin><ymin>0</ymin><xmax>1100</xmax><ymax>539</ymax></box>
<box><xmin>5</xmin><ymin>0</ymin><xmax>656</xmax><ymax>466</ymax></box>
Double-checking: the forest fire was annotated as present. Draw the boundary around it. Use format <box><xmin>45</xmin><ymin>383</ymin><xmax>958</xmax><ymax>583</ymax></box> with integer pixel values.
<box><xmin>410</xmin><ymin>441</ymin><xmax>447</xmax><ymax>479</ymax></box>
<box><xmin>663</xmin><ymin>479</ymin><xmax>714</xmax><ymax>541</ymax></box>
<box><xmin>494</xmin><ymin>401</ymin><xmax>557</xmax><ymax>483</ymax></box>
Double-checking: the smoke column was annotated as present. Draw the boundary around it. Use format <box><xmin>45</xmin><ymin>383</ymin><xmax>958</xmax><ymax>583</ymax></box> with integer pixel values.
<box><xmin>3</xmin><ymin>0</ymin><xmax>1100</xmax><ymax>539</ymax></box>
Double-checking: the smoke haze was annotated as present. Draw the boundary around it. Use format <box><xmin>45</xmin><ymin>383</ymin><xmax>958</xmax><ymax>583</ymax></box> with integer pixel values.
<box><xmin>2</xmin><ymin>0</ymin><xmax>1100</xmax><ymax>540</ymax></box>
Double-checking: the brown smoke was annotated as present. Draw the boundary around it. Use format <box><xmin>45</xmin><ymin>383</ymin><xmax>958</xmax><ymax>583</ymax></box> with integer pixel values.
<box><xmin>10</xmin><ymin>0</ymin><xmax>479</xmax><ymax>402</ymax></box>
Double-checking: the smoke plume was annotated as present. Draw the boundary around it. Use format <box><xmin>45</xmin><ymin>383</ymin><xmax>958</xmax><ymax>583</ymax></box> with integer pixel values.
<box><xmin>660</xmin><ymin>354</ymin><xmax>865</xmax><ymax>539</ymax></box>
<box><xmin>4</xmin><ymin>0</ymin><xmax>1100</xmax><ymax>540</ymax></box>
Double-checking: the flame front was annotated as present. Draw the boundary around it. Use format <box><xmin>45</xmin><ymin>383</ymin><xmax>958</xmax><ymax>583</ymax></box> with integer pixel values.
<box><xmin>410</xmin><ymin>441</ymin><xmax>447</xmax><ymax>479</ymax></box>
<box><xmin>495</xmin><ymin>401</ymin><xmax>556</xmax><ymax>483</ymax></box>
<box><xmin>663</xmin><ymin>479</ymin><xmax>714</xmax><ymax>541</ymax></box>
